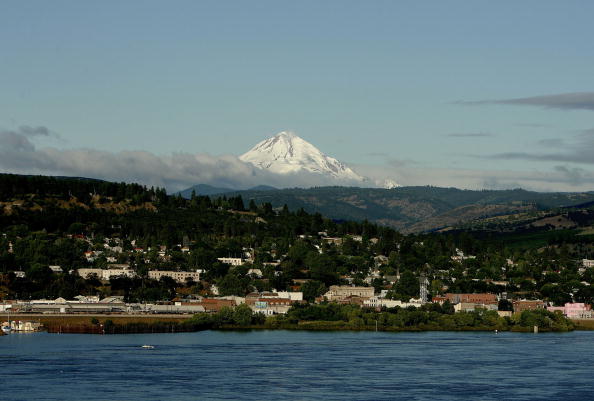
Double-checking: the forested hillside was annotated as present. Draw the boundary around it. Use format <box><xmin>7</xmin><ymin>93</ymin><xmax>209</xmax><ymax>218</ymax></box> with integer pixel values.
<box><xmin>180</xmin><ymin>185</ymin><xmax>594</xmax><ymax>232</ymax></box>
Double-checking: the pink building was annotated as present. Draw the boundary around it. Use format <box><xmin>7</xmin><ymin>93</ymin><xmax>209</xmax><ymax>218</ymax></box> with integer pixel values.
<box><xmin>547</xmin><ymin>303</ymin><xmax>592</xmax><ymax>319</ymax></box>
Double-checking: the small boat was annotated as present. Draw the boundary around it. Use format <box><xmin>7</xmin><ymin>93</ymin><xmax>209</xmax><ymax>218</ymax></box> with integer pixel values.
<box><xmin>2</xmin><ymin>306</ymin><xmax>11</xmax><ymax>334</ymax></box>
<box><xmin>141</xmin><ymin>345</ymin><xmax>154</xmax><ymax>349</ymax></box>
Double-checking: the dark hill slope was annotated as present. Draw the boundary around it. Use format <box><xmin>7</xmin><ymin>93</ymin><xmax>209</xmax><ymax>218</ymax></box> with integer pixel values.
<box><xmin>201</xmin><ymin>186</ymin><xmax>594</xmax><ymax>233</ymax></box>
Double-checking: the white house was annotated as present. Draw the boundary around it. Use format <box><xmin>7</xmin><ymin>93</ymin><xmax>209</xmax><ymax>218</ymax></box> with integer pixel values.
<box><xmin>217</xmin><ymin>257</ymin><xmax>244</xmax><ymax>266</ymax></box>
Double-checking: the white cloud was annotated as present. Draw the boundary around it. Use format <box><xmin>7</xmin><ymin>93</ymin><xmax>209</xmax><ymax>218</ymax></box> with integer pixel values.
<box><xmin>3</xmin><ymin>126</ymin><xmax>594</xmax><ymax>193</ymax></box>
<box><xmin>0</xmin><ymin>127</ymin><xmax>373</xmax><ymax>191</ymax></box>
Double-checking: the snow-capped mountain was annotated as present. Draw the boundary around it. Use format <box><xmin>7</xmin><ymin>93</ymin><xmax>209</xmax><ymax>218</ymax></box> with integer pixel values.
<box><xmin>240</xmin><ymin>131</ymin><xmax>366</xmax><ymax>183</ymax></box>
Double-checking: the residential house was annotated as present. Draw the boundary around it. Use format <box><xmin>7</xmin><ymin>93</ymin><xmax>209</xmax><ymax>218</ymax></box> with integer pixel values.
<box><xmin>548</xmin><ymin>303</ymin><xmax>593</xmax><ymax>319</ymax></box>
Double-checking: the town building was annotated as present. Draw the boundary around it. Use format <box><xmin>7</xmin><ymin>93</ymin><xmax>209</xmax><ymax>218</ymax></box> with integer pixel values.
<box><xmin>582</xmin><ymin>259</ymin><xmax>594</xmax><ymax>268</ymax></box>
<box><xmin>198</xmin><ymin>298</ymin><xmax>236</xmax><ymax>312</ymax></box>
<box><xmin>217</xmin><ymin>257</ymin><xmax>244</xmax><ymax>266</ymax></box>
<box><xmin>454</xmin><ymin>302</ymin><xmax>498</xmax><ymax>313</ymax></box>
<box><xmin>451</xmin><ymin>249</ymin><xmax>476</xmax><ymax>263</ymax></box>
<box><xmin>49</xmin><ymin>265</ymin><xmax>63</xmax><ymax>274</ymax></box>
<box><xmin>148</xmin><ymin>270</ymin><xmax>200</xmax><ymax>283</ymax></box>
<box><xmin>363</xmin><ymin>297</ymin><xmax>422</xmax><ymax>309</ymax></box>
<box><xmin>102</xmin><ymin>267</ymin><xmax>136</xmax><ymax>280</ymax></box>
<box><xmin>323</xmin><ymin>285</ymin><xmax>375</xmax><ymax>302</ymax></box>
<box><xmin>442</xmin><ymin>293</ymin><xmax>498</xmax><ymax>304</ymax></box>
<box><xmin>76</xmin><ymin>268</ymin><xmax>104</xmax><ymax>279</ymax></box>
<box><xmin>547</xmin><ymin>303</ymin><xmax>593</xmax><ymax>319</ymax></box>
<box><xmin>248</xmin><ymin>298</ymin><xmax>293</xmax><ymax>315</ymax></box>
<box><xmin>273</xmin><ymin>291</ymin><xmax>303</xmax><ymax>301</ymax></box>
<box><xmin>322</xmin><ymin>237</ymin><xmax>343</xmax><ymax>246</ymax></box>
<box><xmin>513</xmin><ymin>299</ymin><xmax>546</xmax><ymax>313</ymax></box>
<box><xmin>245</xmin><ymin>293</ymin><xmax>296</xmax><ymax>315</ymax></box>
<box><xmin>142</xmin><ymin>302</ymin><xmax>205</xmax><ymax>314</ymax></box>
<box><xmin>77</xmin><ymin>267</ymin><xmax>136</xmax><ymax>281</ymax></box>
<box><xmin>247</xmin><ymin>268</ymin><xmax>263</xmax><ymax>278</ymax></box>
<box><xmin>19</xmin><ymin>297</ymin><xmax>127</xmax><ymax>314</ymax></box>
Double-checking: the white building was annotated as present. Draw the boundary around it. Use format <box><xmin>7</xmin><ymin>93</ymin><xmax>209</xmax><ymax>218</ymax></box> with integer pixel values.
<box><xmin>323</xmin><ymin>286</ymin><xmax>374</xmax><ymax>302</ymax></box>
<box><xmin>363</xmin><ymin>297</ymin><xmax>422</xmax><ymax>309</ymax></box>
<box><xmin>148</xmin><ymin>270</ymin><xmax>200</xmax><ymax>284</ymax></box>
<box><xmin>101</xmin><ymin>268</ymin><xmax>136</xmax><ymax>280</ymax></box>
<box><xmin>276</xmin><ymin>291</ymin><xmax>303</xmax><ymax>301</ymax></box>
<box><xmin>454</xmin><ymin>302</ymin><xmax>498</xmax><ymax>313</ymax></box>
<box><xmin>260</xmin><ymin>291</ymin><xmax>303</xmax><ymax>301</ymax></box>
<box><xmin>76</xmin><ymin>268</ymin><xmax>103</xmax><ymax>279</ymax></box>
<box><xmin>49</xmin><ymin>265</ymin><xmax>63</xmax><ymax>273</ymax></box>
<box><xmin>217</xmin><ymin>257</ymin><xmax>244</xmax><ymax>266</ymax></box>
<box><xmin>247</xmin><ymin>268</ymin><xmax>263</xmax><ymax>278</ymax></box>
<box><xmin>451</xmin><ymin>248</ymin><xmax>476</xmax><ymax>263</ymax></box>
<box><xmin>249</xmin><ymin>298</ymin><xmax>293</xmax><ymax>315</ymax></box>
<box><xmin>77</xmin><ymin>267</ymin><xmax>136</xmax><ymax>281</ymax></box>
<box><xmin>582</xmin><ymin>259</ymin><xmax>594</xmax><ymax>268</ymax></box>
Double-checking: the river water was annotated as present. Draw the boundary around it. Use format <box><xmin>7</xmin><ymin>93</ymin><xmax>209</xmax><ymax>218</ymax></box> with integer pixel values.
<box><xmin>1</xmin><ymin>330</ymin><xmax>592</xmax><ymax>400</ymax></box>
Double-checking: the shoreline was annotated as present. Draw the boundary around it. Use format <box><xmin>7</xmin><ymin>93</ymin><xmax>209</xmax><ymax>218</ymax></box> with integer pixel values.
<box><xmin>2</xmin><ymin>313</ymin><xmax>588</xmax><ymax>334</ymax></box>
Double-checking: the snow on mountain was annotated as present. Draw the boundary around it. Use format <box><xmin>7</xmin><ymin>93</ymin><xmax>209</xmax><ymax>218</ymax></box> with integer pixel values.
<box><xmin>240</xmin><ymin>131</ymin><xmax>367</xmax><ymax>182</ymax></box>
<box><xmin>377</xmin><ymin>178</ymin><xmax>400</xmax><ymax>189</ymax></box>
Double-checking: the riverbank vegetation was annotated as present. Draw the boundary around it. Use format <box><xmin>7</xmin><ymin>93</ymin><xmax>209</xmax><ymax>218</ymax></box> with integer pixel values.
<box><xmin>257</xmin><ymin>303</ymin><xmax>575</xmax><ymax>333</ymax></box>
<box><xmin>137</xmin><ymin>304</ymin><xmax>576</xmax><ymax>334</ymax></box>
<box><xmin>9</xmin><ymin>303</ymin><xmax>575</xmax><ymax>334</ymax></box>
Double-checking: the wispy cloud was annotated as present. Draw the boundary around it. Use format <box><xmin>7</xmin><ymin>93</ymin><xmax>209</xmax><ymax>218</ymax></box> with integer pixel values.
<box><xmin>0</xmin><ymin>125</ymin><xmax>62</xmax><ymax>152</ymax></box>
<box><xmin>447</xmin><ymin>132</ymin><xmax>493</xmax><ymax>138</ymax></box>
<box><xmin>553</xmin><ymin>165</ymin><xmax>590</xmax><ymax>186</ymax></box>
<box><xmin>458</xmin><ymin>92</ymin><xmax>594</xmax><ymax>111</ymax></box>
<box><xmin>514</xmin><ymin>123</ymin><xmax>551</xmax><ymax>128</ymax></box>
<box><xmin>361</xmin><ymin>153</ymin><xmax>417</xmax><ymax>168</ymax></box>
<box><xmin>488</xmin><ymin>128</ymin><xmax>594</xmax><ymax>165</ymax></box>
<box><xmin>18</xmin><ymin>125</ymin><xmax>53</xmax><ymax>137</ymax></box>
<box><xmin>366</xmin><ymin>152</ymin><xmax>390</xmax><ymax>158</ymax></box>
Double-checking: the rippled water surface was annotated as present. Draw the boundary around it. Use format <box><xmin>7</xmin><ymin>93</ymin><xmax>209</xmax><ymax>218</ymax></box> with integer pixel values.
<box><xmin>2</xmin><ymin>330</ymin><xmax>593</xmax><ymax>400</ymax></box>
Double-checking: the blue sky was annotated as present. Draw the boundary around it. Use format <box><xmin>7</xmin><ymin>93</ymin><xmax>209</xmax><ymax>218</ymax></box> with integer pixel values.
<box><xmin>1</xmin><ymin>1</ymin><xmax>594</xmax><ymax>191</ymax></box>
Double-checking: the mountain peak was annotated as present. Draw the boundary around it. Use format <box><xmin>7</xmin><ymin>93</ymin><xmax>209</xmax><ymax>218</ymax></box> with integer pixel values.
<box><xmin>275</xmin><ymin>131</ymin><xmax>297</xmax><ymax>139</ymax></box>
<box><xmin>239</xmin><ymin>131</ymin><xmax>366</xmax><ymax>182</ymax></box>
